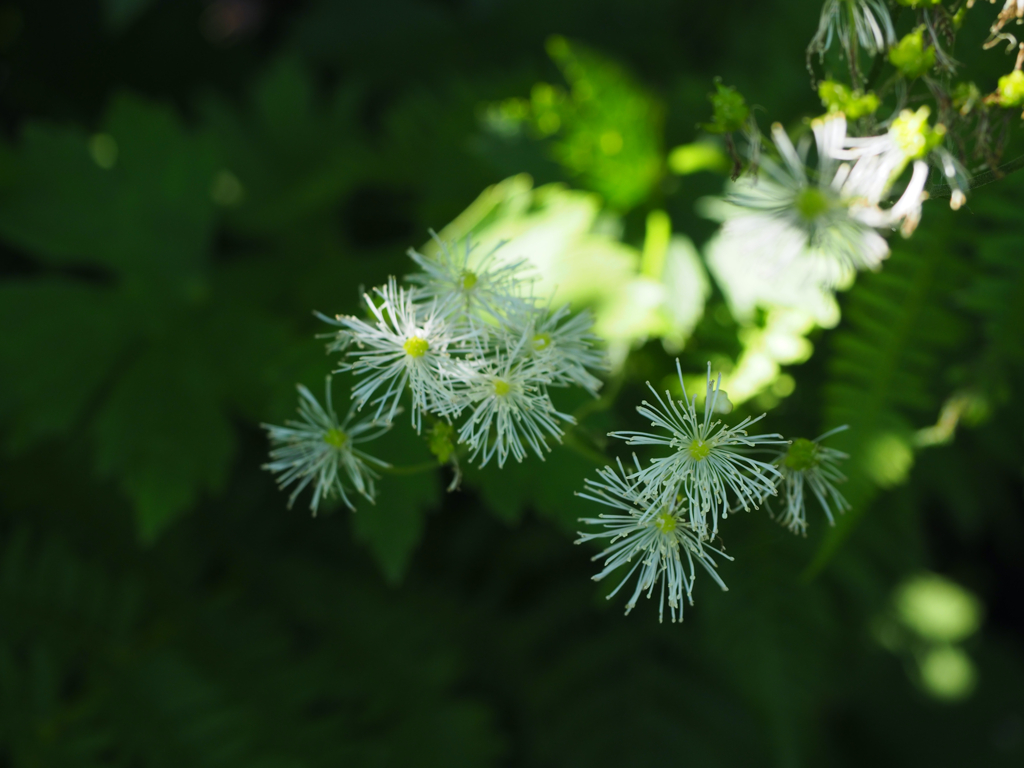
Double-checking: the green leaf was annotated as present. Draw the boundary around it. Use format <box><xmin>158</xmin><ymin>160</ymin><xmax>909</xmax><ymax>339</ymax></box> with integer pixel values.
<box><xmin>667</xmin><ymin>141</ymin><xmax>730</xmax><ymax>175</ymax></box>
<box><xmin>541</xmin><ymin>36</ymin><xmax>664</xmax><ymax>211</ymax></box>
<box><xmin>0</xmin><ymin>93</ymin><xmax>219</xmax><ymax>295</ymax></box>
<box><xmin>465</xmin><ymin>446</ymin><xmax>596</xmax><ymax>532</ymax></box>
<box><xmin>351</xmin><ymin>476</ymin><xmax>432</xmax><ymax>585</ymax></box>
<box><xmin>0</xmin><ymin>123</ymin><xmax>119</xmax><ymax>266</ymax></box>
<box><xmin>350</xmin><ymin>429</ymin><xmax>440</xmax><ymax>583</ymax></box>
<box><xmin>200</xmin><ymin>59</ymin><xmax>369</xmax><ymax>235</ymax></box>
<box><xmin>466</xmin><ymin>462</ymin><xmax>532</xmax><ymax>526</ymax></box>
<box><xmin>93</xmin><ymin>349</ymin><xmax>235</xmax><ymax>542</ymax></box>
<box><xmin>0</xmin><ymin>280</ymin><xmax>133</xmax><ymax>451</ymax></box>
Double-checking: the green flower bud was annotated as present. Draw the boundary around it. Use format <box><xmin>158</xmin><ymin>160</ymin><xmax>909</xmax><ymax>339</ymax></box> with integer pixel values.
<box><xmin>889</xmin><ymin>27</ymin><xmax>937</xmax><ymax>79</ymax></box>
<box><xmin>996</xmin><ymin>70</ymin><xmax>1024</xmax><ymax>108</ymax></box>
<box><xmin>951</xmin><ymin>82</ymin><xmax>982</xmax><ymax>116</ymax></box>
<box><xmin>429</xmin><ymin>421</ymin><xmax>457</xmax><ymax>465</ymax></box>
<box><xmin>818</xmin><ymin>80</ymin><xmax>880</xmax><ymax>119</ymax></box>
<box><xmin>891</xmin><ymin>107</ymin><xmax>946</xmax><ymax>159</ymax></box>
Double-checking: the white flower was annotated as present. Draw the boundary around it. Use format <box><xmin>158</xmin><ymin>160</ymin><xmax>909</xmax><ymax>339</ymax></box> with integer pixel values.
<box><xmin>769</xmin><ymin>426</ymin><xmax>851</xmax><ymax>536</ymax></box>
<box><xmin>837</xmin><ymin>107</ymin><xmax>941</xmax><ymax>222</ymax></box>
<box><xmin>839</xmin><ymin>107</ymin><xmax>963</xmax><ymax>217</ymax></box>
<box><xmin>610</xmin><ymin>361</ymin><xmax>786</xmax><ymax>539</ymax></box>
<box><xmin>719</xmin><ymin>115</ymin><xmax>928</xmax><ymax>287</ymax></box>
<box><xmin>407</xmin><ymin>232</ymin><xmax>535</xmax><ymax>321</ymax></box>
<box><xmin>576</xmin><ymin>456</ymin><xmax>730</xmax><ymax>623</ymax></box>
<box><xmin>262</xmin><ymin>377</ymin><xmax>390</xmax><ymax>514</ymax></box>
<box><xmin>509</xmin><ymin>302</ymin><xmax>608</xmax><ymax>397</ymax></box>
<box><xmin>808</xmin><ymin>0</ymin><xmax>895</xmax><ymax>60</ymax></box>
<box><xmin>456</xmin><ymin>329</ymin><xmax>575</xmax><ymax>468</ymax></box>
<box><xmin>327</xmin><ymin>277</ymin><xmax>475</xmax><ymax>431</ymax></box>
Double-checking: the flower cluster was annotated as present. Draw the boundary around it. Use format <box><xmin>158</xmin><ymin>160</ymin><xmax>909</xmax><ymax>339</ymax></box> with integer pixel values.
<box><xmin>263</xmin><ymin>234</ymin><xmax>608</xmax><ymax>512</ymax></box>
<box><xmin>577</xmin><ymin>361</ymin><xmax>849</xmax><ymax>622</ymax></box>
<box><xmin>609</xmin><ymin>361</ymin><xmax>786</xmax><ymax>540</ymax></box>
<box><xmin>328</xmin><ymin>233</ymin><xmax>606</xmax><ymax>465</ymax></box>
<box><xmin>576</xmin><ymin>456</ymin><xmax>731</xmax><ymax>624</ymax></box>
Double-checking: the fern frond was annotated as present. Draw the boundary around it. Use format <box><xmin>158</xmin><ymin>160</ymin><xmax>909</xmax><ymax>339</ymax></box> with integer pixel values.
<box><xmin>806</xmin><ymin>235</ymin><xmax>967</xmax><ymax>577</ymax></box>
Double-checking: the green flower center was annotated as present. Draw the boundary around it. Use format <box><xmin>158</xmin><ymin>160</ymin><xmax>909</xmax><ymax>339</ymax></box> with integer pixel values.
<box><xmin>493</xmin><ymin>378</ymin><xmax>511</xmax><ymax>396</ymax></box>
<box><xmin>532</xmin><ymin>332</ymin><xmax>552</xmax><ymax>351</ymax></box>
<box><xmin>461</xmin><ymin>270</ymin><xmax>478</xmax><ymax>290</ymax></box>
<box><xmin>688</xmin><ymin>439</ymin><xmax>712</xmax><ymax>461</ymax></box>
<box><xmin>795</xmin><ymin>187</ymin><xmax>831</xmax><ymax>222</ymax></box>
<box><xmin>323</xmin><ymin>428</ymin><xmax>348</xmax><ymax>448</ymax></box>
<box><xmin>784</xmin><ymin>438</ymin><xmax>820</xmax><ymax>471</ymax></box>
<box><xmin>654</xmin><ymin>510</ymin><xmax>677</xmax><ymax>534</ymax></box>
<box><xmin>404</xmin><ymin>336</ymin><xmax>429</xmax><ymax>358</ymax></box>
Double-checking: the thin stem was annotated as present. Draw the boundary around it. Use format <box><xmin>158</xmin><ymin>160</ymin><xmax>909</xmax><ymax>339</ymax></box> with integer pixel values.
<box><xmin>863</xmin><ymin>46</ymin><xmax>889</xmax><ymax>93</ymax></box>
<box><xmin>926</xmin><ymin>152</ymin><xmax>1024</xmax><ymax>200</ymax></box>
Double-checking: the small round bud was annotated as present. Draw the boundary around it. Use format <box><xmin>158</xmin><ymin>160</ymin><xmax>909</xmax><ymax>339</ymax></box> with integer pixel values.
<box><xmin>889</xmin><ymin>28</ymin><xmax>937</xmax><ymax>80</ymax></box>
<box><xmin>996</xmin><ymin>70</ymin><xmax>1024</xmax><ymax>108</ymax></box>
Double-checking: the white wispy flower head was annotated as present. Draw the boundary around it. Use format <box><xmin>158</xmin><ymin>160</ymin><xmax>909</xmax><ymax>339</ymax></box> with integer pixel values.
<box><xmin>808</xmin><ymin>0</ymin><xmax>896</xmax><ymax>60</ymax></box>
<box><xmin>610</xmin><ymin>361</ymin><xmax>786</xmax><ymax>539</ymax></box>
<box><xmin>716</xmin><ymin>114</ymin><xmax>929</xmax><ymax>287</ymax></box>
<box><xmin>262</xmin><ymin>377</ymin><xmax>391</xmax><ymax>514</ymax></box>
<box><xmin>456</xmin><ymin>329</ymin><xmax>575</xmax><ymax>468</ymax></box>
<box><xmin>576</xmin><ymin>456</ymin><xmax>731</xmax><ymax>623</ymax></box>
<box><xmin>769</xmin><ymin>425</ymin><xmax>851</xmax><ymax>536</ymax></box>
<box><xmin>837</xmin><ymin>107</ymin><xmax>939</xmax><ymax>230</ymax></box>
<box><xmin>328</xmin><ymin>276</ymin><xmax>474</xmax><ymax>431</ymax></box>
<box><xmin>407</xmin><ymin>232</ymin><xmax>535</xmax><ymax>321</ymax></box>
<box><xmin>509</xmin><ymin>303</ymin><xmax>608</xmax><ymax>397</ymax></box>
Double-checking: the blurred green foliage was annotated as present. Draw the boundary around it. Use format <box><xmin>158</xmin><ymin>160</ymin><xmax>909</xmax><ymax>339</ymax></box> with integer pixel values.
<box><xmin>701</xmin><ymin>80</ymin><xmax>750</xmax><ymax>134</ymax></box>
<box><xmin>0</xmin><ymin>1</ymin><xmax>1023</xmax><ymax>766</ymax></box>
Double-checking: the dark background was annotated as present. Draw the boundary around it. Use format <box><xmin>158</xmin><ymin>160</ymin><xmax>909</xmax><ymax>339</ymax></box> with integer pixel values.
<box><xmin>1</xmin><ymin>1</ymin><xmax>1023</xmax><ymax>765</ymax></box>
